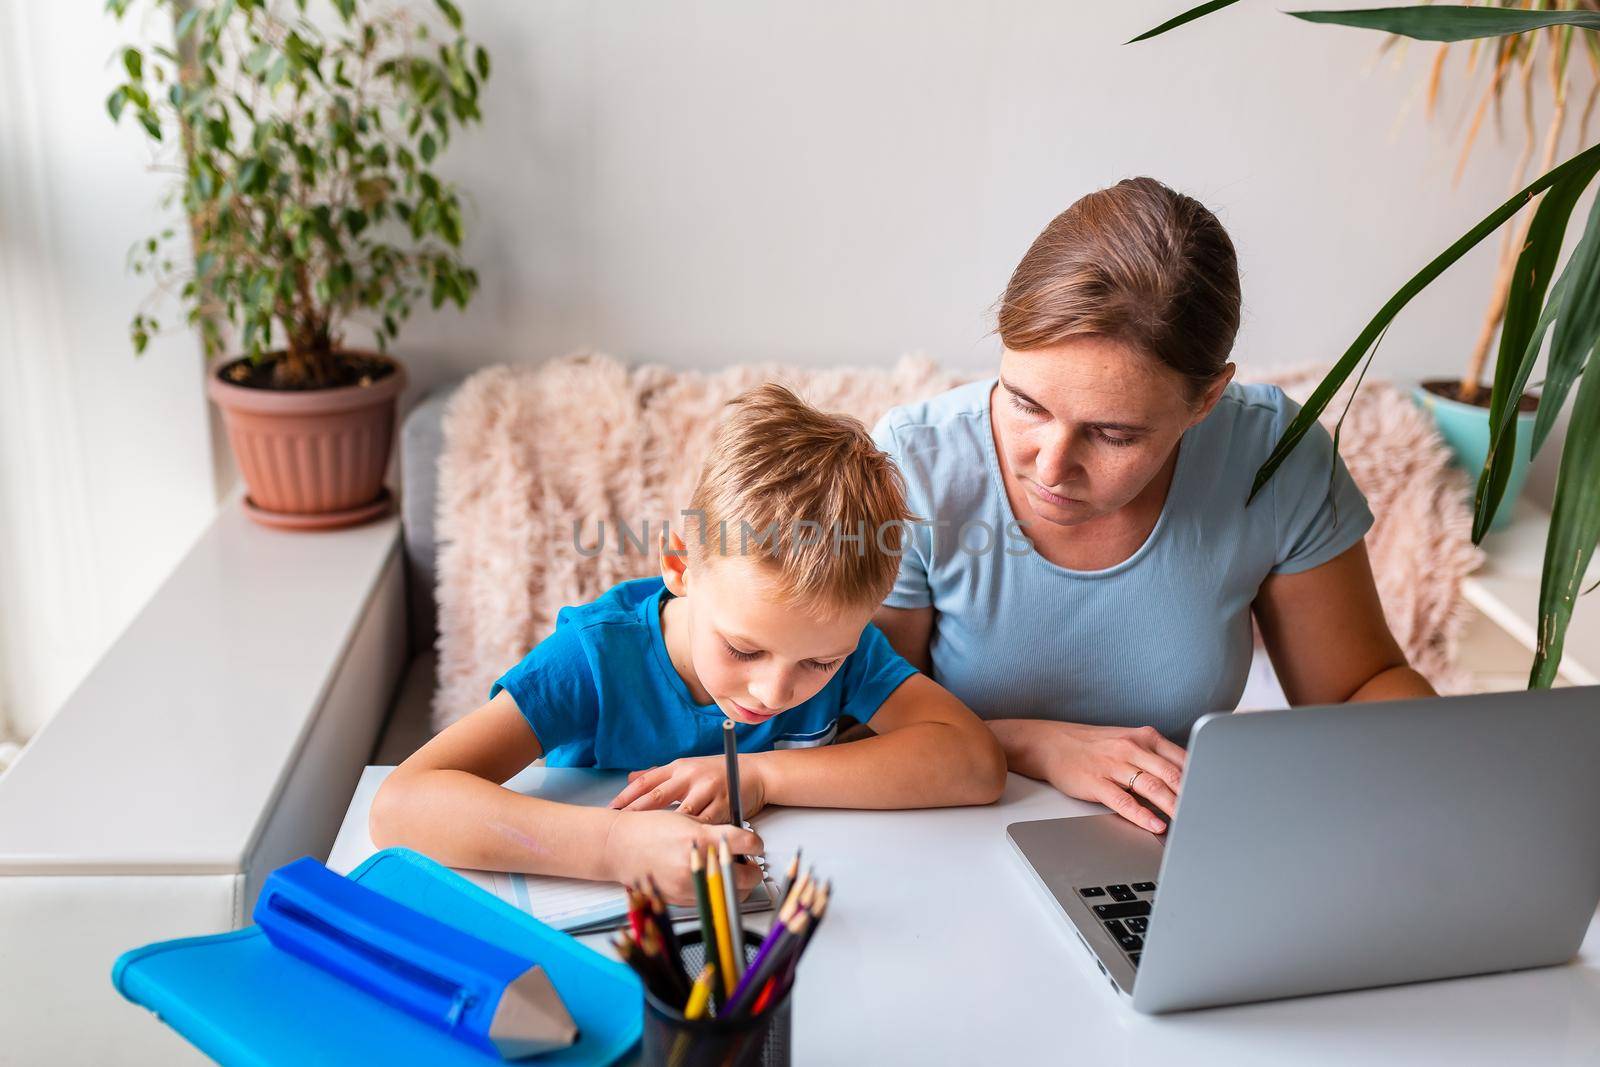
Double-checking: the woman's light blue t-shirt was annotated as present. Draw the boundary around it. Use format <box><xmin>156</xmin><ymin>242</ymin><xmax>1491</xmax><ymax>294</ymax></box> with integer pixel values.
<box><xmin>490</xmin><ymin>576</ymin><xmax>919</xmax><ymax>769</ymax></box>
<box><xmin>871</xmin><ymin>379</ymin><xmax>1372</xmax><ymax>741</ymax></box>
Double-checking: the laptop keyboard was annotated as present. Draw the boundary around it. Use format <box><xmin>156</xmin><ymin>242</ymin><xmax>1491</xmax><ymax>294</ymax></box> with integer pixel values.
<box><xmin>1076</xmin><ymin>881</ymin><xmax>1157</xmax><ymax>968</ymax></box>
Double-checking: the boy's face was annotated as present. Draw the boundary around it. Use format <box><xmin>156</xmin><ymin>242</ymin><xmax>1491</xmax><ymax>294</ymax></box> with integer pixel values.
<box><xmin>662</xmin><ymin>540</ymin><xmax>871</xmax><ymax>724</ymax></box>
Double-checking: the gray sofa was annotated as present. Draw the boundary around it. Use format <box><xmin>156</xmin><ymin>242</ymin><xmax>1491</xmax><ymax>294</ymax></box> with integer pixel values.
<box><xmin>376</xmin><ymin>376</ymin><xmax>1298</xmax><ymax>767</ymax></box>
<box><xmin>373</xmin><ymin>383</ymin><xmax>461</xmax><ymax>765</ymax></box>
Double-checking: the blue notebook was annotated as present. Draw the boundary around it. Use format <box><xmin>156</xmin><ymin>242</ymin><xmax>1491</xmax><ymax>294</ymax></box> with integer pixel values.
<box><xmin>112</xmin><ymin>848</ymin><xmax>643</xmax><ymax>1066</ymax></box>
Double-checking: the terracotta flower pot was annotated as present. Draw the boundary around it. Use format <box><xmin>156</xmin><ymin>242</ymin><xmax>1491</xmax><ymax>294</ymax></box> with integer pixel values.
<box><xmin>207</xmin><ymin>351</ymin><xmax>406</xmax><ymax>531</ymax></box>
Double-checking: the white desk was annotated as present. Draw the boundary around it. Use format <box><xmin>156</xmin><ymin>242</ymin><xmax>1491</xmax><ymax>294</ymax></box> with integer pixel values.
<box><xmin>329</xmin><ymin>766</ymin><xmax>1600</xmax><ymax>1066</ymax></box>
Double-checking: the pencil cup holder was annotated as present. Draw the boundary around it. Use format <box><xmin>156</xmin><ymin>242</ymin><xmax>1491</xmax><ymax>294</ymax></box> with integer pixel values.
<box><xmin>641</xmin><ymin>928</ymin><xmax>792</xmax><ymax>1067</ymax></box>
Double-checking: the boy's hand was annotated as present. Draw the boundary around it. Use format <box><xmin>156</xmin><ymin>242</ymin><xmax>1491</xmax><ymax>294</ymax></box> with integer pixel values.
<box><xmin>608</xmin><ymin>754</ymin><xmax>769</xmax><ymax>824</ymax></box>
<box><xmin>601</xmin><ymin>810</ymin><xmax>765</xmax><ymax>905</ymax></box>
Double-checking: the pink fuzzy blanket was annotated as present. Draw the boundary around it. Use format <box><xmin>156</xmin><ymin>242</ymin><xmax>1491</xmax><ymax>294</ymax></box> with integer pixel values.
<box><xmin>432</xmin><ymin>354</ymin><xmax>1480</xmax><ymax>729</ymax></box>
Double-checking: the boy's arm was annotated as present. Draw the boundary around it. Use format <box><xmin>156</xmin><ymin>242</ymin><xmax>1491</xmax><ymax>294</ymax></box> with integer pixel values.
<box><xmin>752</xmin><ymin>674</ymin><xmax>1007</xmax><ymax>809</ymax></box>
<box><xmin>612</xmin><ymin>675</ymin><xmax>1007</xmax><ymax>816</ymax></box>
<box><xmin>369</xmin><ymin>692</ymin><xmax>763</xmax><ymax>900</ymax></box>
<box><xmin>370</xmin><ymin>692</ymin><xmax>615</xmax><ymax>879</ymax></box>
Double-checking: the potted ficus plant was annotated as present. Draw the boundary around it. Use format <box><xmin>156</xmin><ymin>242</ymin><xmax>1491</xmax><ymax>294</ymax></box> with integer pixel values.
<box><xmin>106</xmin><ymin>0</ymin><xmax>488</xmax><ymax>529</ymax></box>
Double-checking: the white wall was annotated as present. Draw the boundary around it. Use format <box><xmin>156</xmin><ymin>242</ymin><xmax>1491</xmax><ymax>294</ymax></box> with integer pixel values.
<box><xmin>0</xmin><ymin>3</ymin><xmax>217</xmax><ymax>740</ymax></box>
<box><xmin>0</xmin><ymin>1</ymin><xmax>1589</xmax><ymax>740</ymax></box>
<box><xmin>388</xmin><ymin>1</ymin><xmax>1588</xmax><ymax>497</ymax></box>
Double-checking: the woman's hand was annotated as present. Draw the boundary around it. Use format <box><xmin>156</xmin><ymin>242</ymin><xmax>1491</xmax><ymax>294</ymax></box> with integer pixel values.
<box><xmin>1046</xmin><ymin>723</ymin><xmax>1185</xmax><ymax>833</ymax></box>
<box><xmin>607</xmin><ymin>754</ymin><xmax>769</xmax><ymax>824</ymax></box>
<box><xmin>600</xmin><ymin>810</ymin><xmax>765</xmax><ymax>905</ymax></box>
<box><xmin>990</xmin><ymin>719</ymin><xmax>1185</xmax><ymax>833</ymax></box>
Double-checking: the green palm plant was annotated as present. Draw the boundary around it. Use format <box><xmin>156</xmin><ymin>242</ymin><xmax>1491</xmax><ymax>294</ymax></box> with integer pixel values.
<box><xmin>1398</xmin><ymin>2</ymin><xmax>1600</xmax><ymax>406</ymax></box>
<box><xmin>1135</xmin><ymin>2</ymin><xmax>1600</xmax><ymax>687</ymax></box>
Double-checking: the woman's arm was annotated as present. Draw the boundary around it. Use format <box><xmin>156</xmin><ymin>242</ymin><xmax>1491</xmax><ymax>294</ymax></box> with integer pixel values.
<box><xmin>872</xmin><ymin>605</ymin><xmax>1182</xmax><ymax>833</ymax></box>
<box><xmin>986</xmin><ymin>720</ymin><xmax>1181</xmax><ymax>833</ymax></box>
<box><xmin>370</xmin><ymin>692</ymin><xmax>762</xmax><ymax>903</ymax></box>
<box><xmin>872</xmin><ymin>605</ymin><xmax>933</xmax><ymax>674</ymax></box>
<box><xmin>1253</xmin><ymin>540</ymin><xmax>1436</xmax><ymax>706</ymax></box>
<box><xmin>610</xmin><ymin>674</ymin><xmax>1008</xmax><ymax>815</ymax></box>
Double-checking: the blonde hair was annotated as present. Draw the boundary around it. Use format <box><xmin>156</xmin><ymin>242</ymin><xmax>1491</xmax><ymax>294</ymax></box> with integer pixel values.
<box><xmin>685</xmin><ymin>382</ymin><xmax>912</xmax><ymax>614</ymax></box>
<box><xmin>997</xmin><ymin>176</ymin><xmax>1240</xmax><ymax>396</ymax></box>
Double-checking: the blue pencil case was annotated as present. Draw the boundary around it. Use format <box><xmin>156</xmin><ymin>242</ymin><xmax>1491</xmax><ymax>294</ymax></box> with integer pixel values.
<box><xmin>112</xmin><ymin>848</ymin><xmax>642</xmax><ymax>1066</ymax></box>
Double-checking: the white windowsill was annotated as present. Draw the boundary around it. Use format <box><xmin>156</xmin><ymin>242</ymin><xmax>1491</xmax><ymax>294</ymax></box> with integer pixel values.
<box><xmin>1459</xmin><ymin>498</ymin><xmax>1600</xmax><ymax>689</ymax></box>
<box><xmin>0</xmin><ymin>493</ymin><xmax>403</xmax><ymax>875</ymax></box>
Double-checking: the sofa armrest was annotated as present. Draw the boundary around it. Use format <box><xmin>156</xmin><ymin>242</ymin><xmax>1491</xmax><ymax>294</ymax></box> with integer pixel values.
<box><xmin>400</xmin><ymin>384</ymin><xmax>460</xmax><ymax>657</ymax></box>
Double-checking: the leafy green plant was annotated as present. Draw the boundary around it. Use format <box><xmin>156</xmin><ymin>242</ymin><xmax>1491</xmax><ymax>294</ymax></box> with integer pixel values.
<box><xmin>106</xmin><ymin>0</ymin><xmax>489</xmax><ymax>388</ymax></box>
<box><xmin>1389</xmin><ymin>2</ymin><xmax>1600</xmax><ymax>405</ymax></box>
<box><xmin>1135</xmin><ymin>3</ymin><xmax>1600</xmax><ymax>687</ymax></box>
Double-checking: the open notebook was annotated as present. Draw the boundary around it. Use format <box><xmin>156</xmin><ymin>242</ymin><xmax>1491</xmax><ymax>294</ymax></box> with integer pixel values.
<box><xmin>449</xmin><ymin>767</ymin><xmax>778</xmax><ymax>934</ymax></box>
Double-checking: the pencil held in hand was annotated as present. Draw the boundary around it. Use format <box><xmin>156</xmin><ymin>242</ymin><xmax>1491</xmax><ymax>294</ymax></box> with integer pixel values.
<box><xmin>722</xmin><ymin>720</ymin><xmax>743</xmax><ymax>828</ymax></box>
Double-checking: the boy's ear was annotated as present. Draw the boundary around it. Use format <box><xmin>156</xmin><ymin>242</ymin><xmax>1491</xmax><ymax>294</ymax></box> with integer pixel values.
<box><xmin>660</xmin><ymin>529</ymin><xmax>690</xmax><ymax>596</ymax></box>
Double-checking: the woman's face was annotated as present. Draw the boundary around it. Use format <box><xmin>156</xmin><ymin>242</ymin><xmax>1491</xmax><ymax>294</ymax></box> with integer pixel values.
<box><xmin>993</xmin><ymin>337</ymin><xmax>1232</xmax><ymax>528</ymax></box>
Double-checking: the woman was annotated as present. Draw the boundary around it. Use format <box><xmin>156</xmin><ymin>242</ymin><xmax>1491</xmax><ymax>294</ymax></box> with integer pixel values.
<box><xmin>871</xmin><ymin>177</ymin><xmax>1434</xmax><ymax>835</ymax></box>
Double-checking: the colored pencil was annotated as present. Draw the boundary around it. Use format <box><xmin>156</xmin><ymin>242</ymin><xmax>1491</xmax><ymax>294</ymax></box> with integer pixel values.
<box><xmin>725</xmin><ymin>891</ymin><xmax>798</xmax><ymax>1006</ymax></box>
<box><xmin>781</xmin><ymin>868</ymin><xmax>812</xmax><ymax>915</ymax></box>
<box><xmin>806</xmin><ymin>881</ymin><xmax>830</xmax><ymax>935</ymax></box>
<box><xmin>625</xmin><ymin>886</ymin><xmax>648</xmax><ymax>943</ymax></box>
<box><xmin>688</xmin><ymin>846</ymin><xmax>720</xmax><ymax>992</ymax></box>
<box><xmin>704</xmin><ymin>846</ymin><xmax>738</xmax><ymax>998</ymax></box>
<box><xmin>611</xmin><ymin>839</ymin><xmax>831</xmax><ymax>1029</ymax></box>
<box><xmin>780</xmin><ymin>879</ymin><xmax>828</xmax><ymax>991</ymax></box>
<box><xmin>718</xmin><ymin>834</ymin><xmax>746</xmax><ymax>970</ymax></box>
<box><xmin>777</xmin><ymin>849</ymin><xmax>801</xmax><ymax>907</ymax></box>
<box><xmin>640</xmin><ymin>919</ymin><xmax>691</xmax><ymax>1003</ymax></box>
<box><xmin>683</xmin><ymin>965</ymin><xmax>714</xmax><ymax>1020</ymax></box>
<box><xmin>804</xmin><ymin>880</ymin><xmax>830</xmax><ymax>941</ymax></box>
<box><xmin>641</xmin><ymin>876</ymin><xmax>691</xmax><ymax>993</ymax></box>
<box><xmin>645</xmin><ymin>876</ymin><xmax>680</xmax><ymax>951</ymax></box>
<box><xmin>750</xmin><ymin>976</ymin><xmax>776</xmax><ymax>1016</ymax></box>
<box><xmin>612</xmin><ymin>934</ymin><xmax>665</xmax><ymax>1002</ymax></box>
<box><xmin>721</xmin><ymin>909</ymin><xmax>809</xmax><ymax>1018</ymax></box>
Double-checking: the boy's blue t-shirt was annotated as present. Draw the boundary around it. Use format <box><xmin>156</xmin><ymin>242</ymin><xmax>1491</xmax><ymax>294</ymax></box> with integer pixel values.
<box><xmin>490</xmin><ymin>576</ymin><xmax>919</xmax><ymax>769</ymax></box>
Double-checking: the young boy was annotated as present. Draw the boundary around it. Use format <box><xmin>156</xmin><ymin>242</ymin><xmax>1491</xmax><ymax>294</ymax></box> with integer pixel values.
<box><xmin>370</xmin><ymin>383</ymin><xmax>1007</xmax><ymax>904</ymax></box>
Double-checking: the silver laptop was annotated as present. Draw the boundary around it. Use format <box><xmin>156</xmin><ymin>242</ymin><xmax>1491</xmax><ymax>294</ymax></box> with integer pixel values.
<box><xmin>1007</xmin><ymin>686</ymin><xmax>1600</xmax><ymax>1013</ymax></box>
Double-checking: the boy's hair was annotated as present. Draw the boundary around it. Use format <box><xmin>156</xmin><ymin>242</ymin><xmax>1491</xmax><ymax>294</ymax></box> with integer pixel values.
<box><xmin>686</xmin><ymin>382</ymin><xmax>913</xmax><ymax>614</ymax></box>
